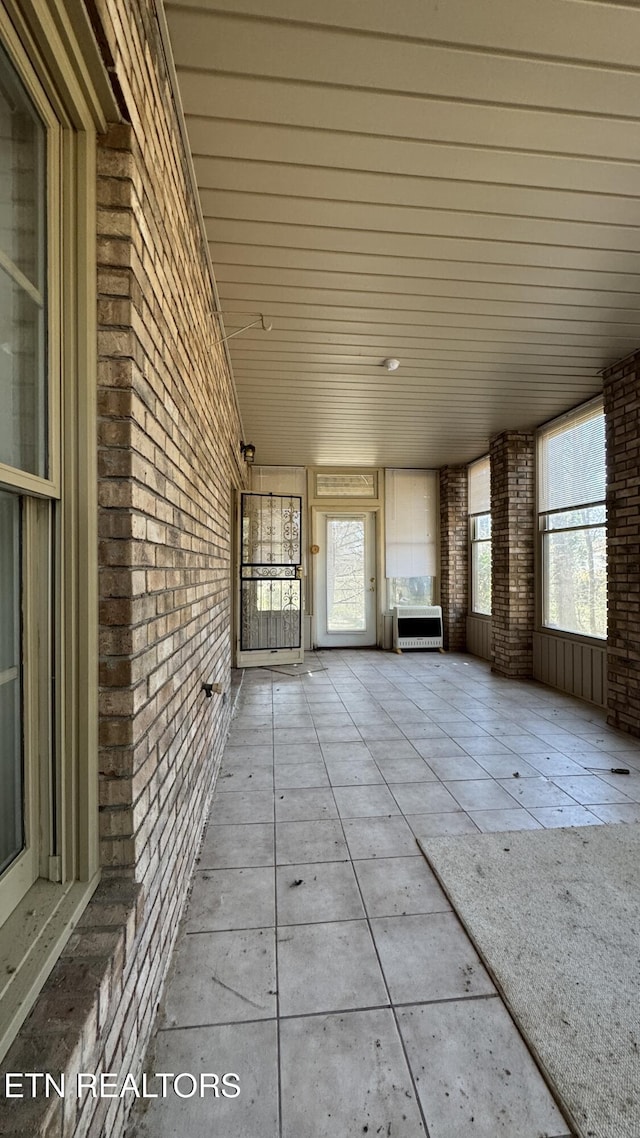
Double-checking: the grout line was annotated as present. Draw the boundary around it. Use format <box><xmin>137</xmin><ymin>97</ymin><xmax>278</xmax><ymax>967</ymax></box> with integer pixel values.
<box><xmin>185</xmin><ymin>923</ymin><xmax>276</xmax><ymax>936</ymax></box>
<box><xmin>157</xmin><ymin>988</ymin><xmax>503</xmax><ymax>1035</ymax></box>
<box><xmin>272</xmin><ymin>695</ymin><xmax>284</xmax><ymax>1138</ymax></box>
<box><xmin>188</xmin><ymin>651</ymin><xmax>631</xmax><ymax>1136</ymax></box>
<box><xmin>279</xmin><ymin>991</ymin><xmax>501</xmax><ymax>1022</ymax></box>
<box><xmin>330</xmin><ymin>653</ymin><xmax>433</xmax><ymax>1137</ymax></box>
<box><xmin>158</xmin><ymin>1016</ymin><xmax>278</xmax><ymax>1033</ymax></box>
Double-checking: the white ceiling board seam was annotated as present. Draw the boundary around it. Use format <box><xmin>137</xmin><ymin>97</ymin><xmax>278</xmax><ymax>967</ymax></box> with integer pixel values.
<box><xmin>166</xmin><ymin>8</ymin><xmax>640</xmax><ymax>80</ymax></box>
<box><xmin>163</xmin><ymin>0</ymin><xmax>640</xmax><ymax>466</ymax></box>
<box><xmin>184</xmin><ymin>113</ymin><xmax>640</xmax><ymax>164</ymax></box>
<box><xmin>201</xmin><ymin>189</ymin><xmax>640</xmax><ymax>232</ymax></box>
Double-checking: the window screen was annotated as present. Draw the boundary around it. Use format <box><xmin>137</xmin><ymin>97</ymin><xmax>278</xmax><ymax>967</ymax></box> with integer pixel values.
<box><xmin>468</xmin><ymin>457</ymin><xmax>491</xmax><ymax>616</ymax></box>
<box><xmin>385</xmin><ymin>469</ymin><xmax>437</xmax><ymax>608</ymax></box>
<box><xmin>468</xmin><ymin>456</ymin><xmax>490</xmax><ymax>515</ymax></box>
<box><xmin>538</xmin><ymin>401</ymin><xmax>606</xmax><ymax>639</ymax></box>
<box><xmin>538</xmin><ymin>404</ymin><xmax>605</xmax><ymax>514</ymax></box>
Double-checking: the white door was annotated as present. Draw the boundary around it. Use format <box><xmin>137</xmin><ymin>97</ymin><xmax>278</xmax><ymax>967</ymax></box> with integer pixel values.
<box><xmin>315</xmin><ymin>511</ymin><xmax>377</xmax><ymax>647</ymax></box>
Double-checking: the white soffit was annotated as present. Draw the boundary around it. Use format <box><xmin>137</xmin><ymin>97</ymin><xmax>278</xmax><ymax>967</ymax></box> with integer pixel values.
<box><xmin>164</xmin><ymin>0</ymin><xmax>640</xmax><ymax>467</ymax></box>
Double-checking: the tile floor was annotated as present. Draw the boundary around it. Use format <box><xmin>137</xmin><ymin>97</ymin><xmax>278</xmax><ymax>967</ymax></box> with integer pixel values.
<box><xmin>129</xmin><ymin>649</ymin><xmax>640</xmax><ymax>1138</ymax></box>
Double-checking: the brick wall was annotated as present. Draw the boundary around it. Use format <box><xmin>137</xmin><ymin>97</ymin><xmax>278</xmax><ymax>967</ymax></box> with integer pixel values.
<box><xmin>603</xmin><ymin>351</ymin><xmax>640</xmax><ymax>737</ymax></box>
<box><xmin>490</xmin><ymin>431</ymin><xmax>535</xmax><ymax>678</ymax></box>
<box><xmin>0</xmin><ymin>2</ymin><xmax>246</xmax><ymax>1136</ymax></box>
<box><xmin>439</xmin><ymin>467</ymin><xmax>468</xmax><ymax>651</ymax></box>
<box><xmin>96</xmin><ymin>115</ymin><xmax>244</xmax><ymax>876</ymax></box>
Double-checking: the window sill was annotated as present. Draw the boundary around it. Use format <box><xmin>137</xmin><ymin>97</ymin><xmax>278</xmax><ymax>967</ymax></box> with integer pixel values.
<box><xmin>0</xmin><ymin>873</ymin><xmax>100</xmax><ymax>1061</ymax></box>
<box><xmin>537</xmin><ymin>625</ymin><xmax>607</xmax><ymax>648</ymax></box>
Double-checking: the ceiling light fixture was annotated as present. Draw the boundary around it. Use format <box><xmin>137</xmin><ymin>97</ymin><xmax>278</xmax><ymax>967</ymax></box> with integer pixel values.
<box><xmin>383</xmin><ymin>357</ymin><xmax>400</xmax><ymax>371</ymax></box>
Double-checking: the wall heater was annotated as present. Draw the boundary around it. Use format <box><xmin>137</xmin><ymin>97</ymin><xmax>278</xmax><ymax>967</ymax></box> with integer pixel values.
<box><xmin>393</xmin><ymin>605</ymin><xmax>444</xmax><ymax>651</ymax></box>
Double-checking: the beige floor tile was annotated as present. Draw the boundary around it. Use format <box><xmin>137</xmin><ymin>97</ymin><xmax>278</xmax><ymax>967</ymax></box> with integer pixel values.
<box><xmin>325</xmin><ymin>758</ymin><xmax>383</xmax><ymax>785</ymax></box>
<box><xmin>398</xmin><ymin>999</ymin><xmax>568</xmax><ymax>1138</ymax></box>
<box><xmin>132</xmin><ymin>1021</ymin><xmax>278</xmax><ymax>1138</ymax></box>
<box><xmin>275</xmin><ymin>787</ymin><xmax>338</xmax><ymax>822</ymax></box>
<box><xmin>497</xmin><ymin>775</ymin><xmax>582</xmax><ymax>809</ymax></box>
<box><xmin>354</xmin><ymin>856</ymin><xmax>451</xmax><ymax>917</ymax></box>
<box><xmin>280</xmin><ymin>1009</ymin><xmax>425</xmax><ymax>1138</ymax></box>
<box><xmin>589</xmin><ymin>802</ymin><xmax>640</xmax><ymax>823</ymax></box>
<box><xmin>342</xmin><ymin>815</ymin><xmax>419</xmax><ymax>860</ymax></box>
<box><xmin>469</xmin><ymin>808</ymin><xmax>542</xmax><ymax>833</ymax></box>
<box><xmin>217</xmin><ymin>765</ymin><xmax>274</xmax><ymax>791</ymax></box>
<box><xmin>274</xmin><ymin>762</ymin><xmax>329</xmax><ymax>788</ymax></box>
<box><xmin>210</xmin><ymin>789</ymin><xmax>275</xmax><ymax>825</ymax></box>
<box><xmin>446</xmin><ymin>779</ymin><xmax>520</xmax><ymax>811</ymax></box>
<box><xmin>275</xmin><ymin>819</ymin><xmax>349</xmax><ymax>864</ymax></box>
<box><xmin>199</xmin><ymin>823</ymin><xmax>275</xmax><ymax>869</ymax></box>
<box><xmin>186</xmin><ymin>867</ymin><xmax>275</xmax><ymax>932</ymax></box>
<box><xmin>276</xmin><ymin>860</ymin><xmax>364</xmax><ymax>925</ymax></box>
<box><xmin>277</xmin><ymin>920</ymin><xmax>388</xmax><ymax>1015</ymax></box>
<box><xmin>550</xmin><ymin>773</ymin><xmax>633</xmax><ymax>804</ymax></box>
<box><xmin>408</xmin><ymin>811</ymin><xmax>480</xmax><ymax>838</ymax></box>
<box><xmin>162</xmin><ymin>929</ymin><xmax>276</xmax><ymax>1027</ymax></box>
<box><xmin>528</xmin><ymin>805</ymin><xmax>604</xmax><ymax>827</ymax></box>
<box><xmin>371</xmin><ymin>912</ymin><xmax>495</xmax><ymax>1004</ymax></box>
<box><xmin>390</xmin><ymin>781</ymin><xmax>461</xmax><ymax>814</ymax></box>
<box><xmin>374</xmin><ymin>755</ymin><xmax>437</xmax><ymax>782</ymax></box>
<box><xmin>132</xmin><ymin>651</ymin><xmax>594</xmax><ymax>1138</ymax></box>
<box><xmin>333</xmin><ymin>783</ymin><xmax>400</xmax><ymax>818</ymax></box>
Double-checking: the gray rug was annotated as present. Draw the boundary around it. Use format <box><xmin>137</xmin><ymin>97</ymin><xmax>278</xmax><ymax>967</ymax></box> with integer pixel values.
<box><xmin>418</xmin><ymin>824</ymin><xmax>640</xmax><ymax>1138</ymax></box>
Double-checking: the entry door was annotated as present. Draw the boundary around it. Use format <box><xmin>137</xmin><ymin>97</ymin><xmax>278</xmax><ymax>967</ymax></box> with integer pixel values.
<box><xmin>315</xmin><ymin>511</ymin><xmax>377</xmax><ymax>647</ymax></box>
<box><xmin>238</xmin><ymin>493</ymin><xmax>304</xmax><ymax>667</ymax></box>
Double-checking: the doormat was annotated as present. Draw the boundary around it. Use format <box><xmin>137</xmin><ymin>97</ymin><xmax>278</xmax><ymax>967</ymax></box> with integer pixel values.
<box><xmin>418</xmin><ymin>824</ymin><xmax>640</xmax><ymax>1138</ymax></box>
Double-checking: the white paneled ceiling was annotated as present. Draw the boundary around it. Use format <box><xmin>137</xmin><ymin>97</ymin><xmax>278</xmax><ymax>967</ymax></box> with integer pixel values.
<box><xmin>164</xmin><ymin>0</ymin><xmax>640</xmax><ymax>467</ymax></box>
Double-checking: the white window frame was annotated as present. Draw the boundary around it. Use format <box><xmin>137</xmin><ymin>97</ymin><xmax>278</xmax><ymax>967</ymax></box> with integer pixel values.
<box><xmin>384</xmin><ymin>468</ymin><xmax>438</xmax><ymax>611</ymax></box>
<box><xmin>537</xmin><ymin>398</ymin><xmax>607</xmax><ymax>643</ymax></box>
<box><xmin>468</xmin><ymin>457</ymin><xmax>491</xmax><ymax>617</ymax></box>
<box><xmin>0</xmin><ymin>0</ymin><xmax>110</xmax><ymax>1061</ymax></box>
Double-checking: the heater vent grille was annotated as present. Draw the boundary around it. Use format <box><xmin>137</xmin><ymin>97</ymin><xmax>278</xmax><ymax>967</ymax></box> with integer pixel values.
<box><xmin>393</xmin><ymin>605</ymin><xmax>443</xmax><ymax>650</ymax></box>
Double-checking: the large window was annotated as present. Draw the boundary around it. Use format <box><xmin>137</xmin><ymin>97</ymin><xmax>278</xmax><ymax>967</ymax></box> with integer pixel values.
<box><xmin>0</xmin><ymin>493</ymin><xmax>22</xmax><ymax>875</ymax></box>
<box><xmin>538</xmin><ymin>401</ymin><xmax>606</xmax><ymax>639</ymax></box>
<box><xmin>0</xmin><ymin>9</ymin><xmax>101</xmax><ymax>1063</ymax></box>
<box><xmin>384</xmin><ymin>469</ymin><xmax>437</xmax><ymax>608</ymax></box>
<box><xmin>0</xmin><ymin>34</ymin><xmax>50</xmax><ymax>912</ymax></box>
<box><xmin>468</xmin><ymin>456</ymin><xmax>491</xmax><ymax>616</ymax></box>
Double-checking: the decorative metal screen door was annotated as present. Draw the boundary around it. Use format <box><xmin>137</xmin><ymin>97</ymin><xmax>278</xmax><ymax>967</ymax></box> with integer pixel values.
<box><xmin>238</xmin><ymin>493</ymin><xmax>304</xmax><ymax>667</ymax></box>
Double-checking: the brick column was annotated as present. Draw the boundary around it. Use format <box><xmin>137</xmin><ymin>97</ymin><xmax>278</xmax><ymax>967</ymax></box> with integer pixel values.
<box><xmin>439</xmin><ymin>466</ymin><xmax>468</xmax><ymax>651</ymax></box>
<box><xmin>603</xmin><ymin>351</ymin><xmax>640</xmax><ymax>737</ymax></box>
<box><xmin>490</xmin><ymin>431</ymin><xmax>535</xmax><ymax>678</ymax></box>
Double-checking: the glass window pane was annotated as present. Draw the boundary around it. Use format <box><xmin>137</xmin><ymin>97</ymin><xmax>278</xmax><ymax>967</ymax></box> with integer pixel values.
<box><xmin>0</xmin><ymin>491</ymin><xmax>23</xmax><ymax>875</ymax></box>
<box><xmin>473</xmin><ymin>513</ymin><xmax>492</xmax><ymax>540</ymax></box>
<box><xmin>538</xmin><ymin>405</ymin><xmax>605</xmax><ymax>512</ymax></box>
<box><xmin>326</xmin><ymin>517</ymin><xmax>366</xmax><ymax>631</ymax></box>
<box><xmin>388</xmin><ymin>577</ymin><xmax>434</xmax><ymax>608</ymax></box>
<box><xmin>0</xmin><ymin>268</ymin><xmax>46</xmax><ymax>474</ymax></box>
<box><xmin>316</xmin><ymin>473</ymin><xmax>376</xmax><ymax>498</ymax></box>
<box><xmin>385</xmin><ymin>469</ymin><xmax>437</xmax><ymax>578</ymax></box>
<box><xmin>543</xmin><ymin>527</ymin><xmax>606</xmax><ymax>638</ymax></box>
<box><xmin>547</xmin><ymin>505</ymin><xmax>606</xmax><ymax>530</ymax></box>
<box><xmin>0</xmin><ymin>44</ymin><xmax>47</xmax><ymax>478</ymax></box>
<box><xmin>472</xmin><ymin>540</ymin><xmax>492</xmax><ymax>616</ymax></box>
<box><xmin>468</xmin><ymin>456</ymin><xmax>490</xmax><ymax>514</ymax></box>
<box><xmin>0</xmin><ymin>42</ymin><xmax>45</xmax><ymax>289</ymax></box>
